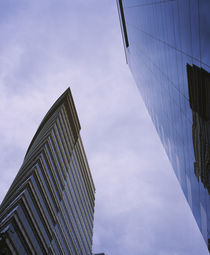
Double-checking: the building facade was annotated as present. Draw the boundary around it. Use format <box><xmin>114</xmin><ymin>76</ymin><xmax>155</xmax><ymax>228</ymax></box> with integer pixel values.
<box><xmin>0</xmin><ymin>88</ymin><xmax>95</xmax><ymax>254</ymax></box>
<box><xmin>117</xmin><ymin>0</ymin><xmax>210</xmax><ymax>251</ymax></box>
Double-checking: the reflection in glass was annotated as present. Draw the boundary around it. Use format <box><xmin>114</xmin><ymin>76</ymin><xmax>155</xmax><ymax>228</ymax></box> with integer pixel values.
<box><xmin>117</xmin><ymin>0</ymin><xmax>210</xmax><ymax>251</ymax></box>
<box><xmin>187</xmin><ymin>64</ymin><xmax>210</xmax><ymax>193</ymax></box>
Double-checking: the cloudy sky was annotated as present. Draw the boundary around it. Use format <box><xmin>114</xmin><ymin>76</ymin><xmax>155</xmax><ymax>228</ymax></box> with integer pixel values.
<box><xmin>0</xmin><ymin>1</ymin><xmax>208</xmax><ymax>254</ymax></box>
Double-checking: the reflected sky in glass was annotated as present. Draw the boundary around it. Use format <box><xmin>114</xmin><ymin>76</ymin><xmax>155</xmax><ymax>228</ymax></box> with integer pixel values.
<box><xmin>119</xmin><ymin>0</ymin><xmax>210</xmax><ymax>251</ymax></box>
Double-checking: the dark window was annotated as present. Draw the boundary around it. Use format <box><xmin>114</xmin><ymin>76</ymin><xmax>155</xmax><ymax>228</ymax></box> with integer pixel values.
<box><xmin>118</xmin><ymin>0</ymin><xmax>129</xmax><ymax>47</ymax></box>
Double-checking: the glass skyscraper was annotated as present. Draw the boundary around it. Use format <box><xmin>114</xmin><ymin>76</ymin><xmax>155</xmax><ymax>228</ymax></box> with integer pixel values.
<box><xmin>0</xmin><ymin>88</ymin><xmax>95</xmax><ymax>254</ymax></box>
<box><xmin>117</xmin><ymin>0</ymin><xmax>210</xmax><ymax>251</ymax></box>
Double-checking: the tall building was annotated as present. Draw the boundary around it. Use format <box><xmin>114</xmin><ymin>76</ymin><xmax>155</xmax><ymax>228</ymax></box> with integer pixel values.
<box><xmin>117</xmin><ymin>0</ymin><xmax>210</xmax><ymax>251</ymax></box>
<box><xmin>0</xmin><ymin>88</ymin><xmax>95</xmax><ymax>254</ymax></box>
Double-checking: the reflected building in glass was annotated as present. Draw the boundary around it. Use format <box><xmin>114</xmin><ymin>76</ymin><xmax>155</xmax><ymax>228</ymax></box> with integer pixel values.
<box><xmin>0</xmin><ymin>88</ymin><xmax>95</xmax><ymax>254</ymax></box>
<box><xmin>117</xmin><ymin>0</ymin><xmax>210</xmax><ymax>251</ymax></box>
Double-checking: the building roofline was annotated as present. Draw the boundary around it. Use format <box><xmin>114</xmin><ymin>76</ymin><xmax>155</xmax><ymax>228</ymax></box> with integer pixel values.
<box><xmin>25</xmin><ymin>87</ymin><xmax>81</xmax><ymax>157</ymax></box>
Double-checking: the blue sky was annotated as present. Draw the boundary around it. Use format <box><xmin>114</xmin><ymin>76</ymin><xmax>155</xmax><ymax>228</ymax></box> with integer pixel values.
<box><xmin>0</xmin><ymin>1</ymin><xmax>208</xmax><ymax>254</ymax></box>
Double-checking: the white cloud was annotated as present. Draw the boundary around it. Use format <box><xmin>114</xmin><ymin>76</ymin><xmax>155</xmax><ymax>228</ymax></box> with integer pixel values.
<box><xmin>0</xmin><ymin>1</ymin><xmax>208</xmax><ymax>255</ymax></box>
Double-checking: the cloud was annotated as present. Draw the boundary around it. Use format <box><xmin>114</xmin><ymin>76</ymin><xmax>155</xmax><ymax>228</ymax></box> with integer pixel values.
<box><xmin>0</xmin><ymin>1</ymin><xmax>208</xmax><ymax>255</ymax></box>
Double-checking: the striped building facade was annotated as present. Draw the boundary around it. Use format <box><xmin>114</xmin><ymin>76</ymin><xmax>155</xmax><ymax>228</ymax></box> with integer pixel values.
<box><xmin>0</xmin><ymin>88</ymin><xmax>95</xmax><ymax>254</ymax></box>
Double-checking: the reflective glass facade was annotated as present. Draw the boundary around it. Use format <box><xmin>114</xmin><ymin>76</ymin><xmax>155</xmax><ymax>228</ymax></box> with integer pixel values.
<box><xmin>117</xmin><ymin>0</ymin><xmax>210</xmax><ymax>251</ymax></box>
<box><xmin>0</xmin><ymin>88</ymin><xmax>95</xmax><ymax>254</ymax></box>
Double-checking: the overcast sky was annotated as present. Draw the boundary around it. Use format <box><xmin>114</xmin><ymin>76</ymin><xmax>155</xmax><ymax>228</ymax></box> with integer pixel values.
<box><xmin>0</xmin><ymin>1</ymin><xmax>208</xmax><ymax>254</ymax></box>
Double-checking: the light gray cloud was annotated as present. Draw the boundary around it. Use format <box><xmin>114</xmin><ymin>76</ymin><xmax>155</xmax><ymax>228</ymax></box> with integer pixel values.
<box><xmin>0</xmin><ymin>1</ymin><xmax>208</xmax><ymax>255</ymax></box>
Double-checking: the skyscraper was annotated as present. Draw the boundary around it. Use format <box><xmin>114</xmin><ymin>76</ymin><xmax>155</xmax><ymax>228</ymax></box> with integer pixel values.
<box><xmin>0</xmin><ymin>88</ymin><xmax>95</xmax><ymax>254</ymax></box>
<box><xmin>117</xmin><ymin>0</ymin><xmax>210</xmax><ymax>251</ymax></box>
